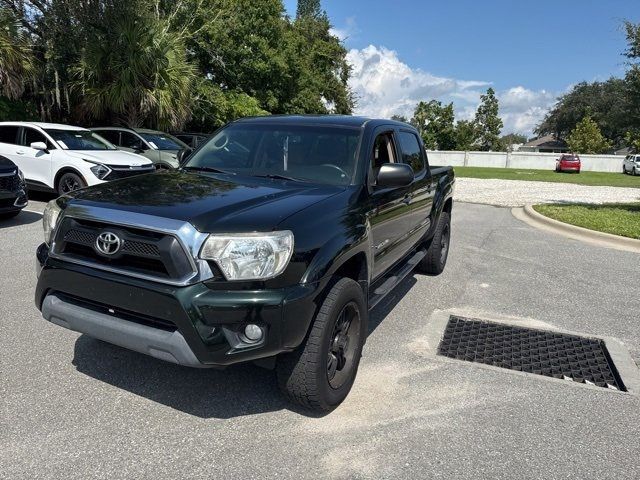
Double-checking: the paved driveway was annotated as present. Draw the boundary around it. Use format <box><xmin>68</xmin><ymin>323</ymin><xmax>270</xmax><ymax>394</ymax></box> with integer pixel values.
<box><xmin>1</xmin><ymin>201</ymin><xmax>639</xmax><ymax>479</ymax></box>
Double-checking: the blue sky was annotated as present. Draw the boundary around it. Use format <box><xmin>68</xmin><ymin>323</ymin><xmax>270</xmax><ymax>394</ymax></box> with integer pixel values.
<box><xmin>283</xmin><ymin>0</ymin><xmax>639</xmax><ymax>135</ymax></box>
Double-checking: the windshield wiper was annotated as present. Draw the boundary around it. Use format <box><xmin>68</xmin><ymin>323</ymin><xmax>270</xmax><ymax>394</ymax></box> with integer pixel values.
<box><xmin>252</xmin><ymin>173</ymin><xmax>304</xmax><ymax>182</ymax></box>
<box><xmin>182</xmin><ymin>166</ymin><xmax>235</xmax><ymax>175</ymax></box>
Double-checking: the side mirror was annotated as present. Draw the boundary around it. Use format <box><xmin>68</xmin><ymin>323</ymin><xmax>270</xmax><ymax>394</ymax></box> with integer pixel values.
<box><xmin>177</xmin><ymin>147</ymin><xmax>193</xmax><ymax>165</ymax></box>
<box><xmin>376</xmin><ymin>163</ymin><xmax>414</xmax><ymax>188</ymax></box>
<box><xmin>30</xmin><ymin>141</ymin><xmax>48</xmax><ymax>153</ymax></box>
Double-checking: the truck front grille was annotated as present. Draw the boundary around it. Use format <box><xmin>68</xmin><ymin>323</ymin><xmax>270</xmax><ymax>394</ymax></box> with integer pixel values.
<box><xmin>53</xmin><ymin>217</ymin><xmax>196</xmax><ymax>283</ymax></box>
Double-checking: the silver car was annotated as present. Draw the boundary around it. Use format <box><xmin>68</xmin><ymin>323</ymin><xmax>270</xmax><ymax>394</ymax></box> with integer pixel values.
<box><xmin>91</xmin><ymin>127</ymin><xmax>189</xmax><ymax>170</ymax></box>
<box><xmin>623</xmin><ymin>154</ymin><xmax>640</xmax><ymax>175</ymax></box>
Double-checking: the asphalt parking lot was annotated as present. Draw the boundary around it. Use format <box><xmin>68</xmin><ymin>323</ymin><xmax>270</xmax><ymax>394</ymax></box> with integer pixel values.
<box><xmin>2</xmin><ymin>197</ymin><xmax>639</xmax><ymax>479</ymax></box>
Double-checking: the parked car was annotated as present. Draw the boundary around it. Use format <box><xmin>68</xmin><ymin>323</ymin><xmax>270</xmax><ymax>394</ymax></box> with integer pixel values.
<box><xmin>91</xmin><ymin>127</ymin><xmax>189</xmax><ymax>170</ymax></box>
<box><xmin>555</xmin><ymin>154</ymin><xmax>581</xmax><ymax>173</ymax></box>
<box><xmin>0</xmin><ymin>122</ymin><xmax>154</xmax><ymax>194</ymax></box>
<box><xmin>622</xmin><ymin>154</ymin><xmax>639</xmax><ymax>175</ymax></box>
<box><xmin>35</xmin><ymin>115</ymin><xmax>455</xmax><ymax>411</ymax></box>
<box><xmin>172</xmin><ymin>132</ymin><xmax>209</xmax><ymax>149</ymax></box>
<box><xmin>0</xmin><ymin>155</ymin><xmax>27</xmax><ymax>219</ymax></box>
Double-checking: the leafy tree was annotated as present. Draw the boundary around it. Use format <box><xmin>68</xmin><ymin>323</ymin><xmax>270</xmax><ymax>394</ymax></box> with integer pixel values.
<box><xmin>500</xmin><ymin>132</ymin><xmax>527</xmax><ymax>151</ymax></box>
<box><xmin>623</xmin><ymin>21</ymin><xmax>640</xmax><ymax>136</ymax></box>
<box><xmin>566</xmin><ymin>114</ymin><xmax>612</xmax><ymax>154</ymax></box>
<box><xmin>454</xmin><ymin>119</ymin><xmax>478</xmax><ymax>151</ymax></box>
<box><xmin>73</xmin><ymin>10</ymin><xmax>196</xmax><ymax>129</ymax></box>
<box><xmin>535</xmin><ymin>79</ymin><xmax>629</xmax><ymax>146</ymax></box>
<box><xmin>296</xmin><ymin>0</ymin><xmax>322</xmax><ymax>19</ymax></box>
<box><xmin>390</xmin><ymin>114</ymin><xmax>408</xmax><ymax>123</ymax></box>
<box><xmin>624</xmin><ymin>131</ymin><xmax>640</xmax><ymax>153</ymax></box>
<box><xmin>474</xmin><ymin>87</ymin><xmax>503</xmax><ymax>151</ymax></box>
<box><xmin>410</xmin><ymin>100</ymin><xmax>456</xmax><ymax>150</ymax></box>
<box><xmin>0</xmin><ymin>7</ymin><xmax>35</xmax><ymax>99</ymax></box>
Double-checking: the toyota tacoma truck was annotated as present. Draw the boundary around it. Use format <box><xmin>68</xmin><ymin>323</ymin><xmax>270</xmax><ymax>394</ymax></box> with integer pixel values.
<box><xmin>35</xmin><ymin>116</ymin><xmax>454</xmax><ymax>411</ymax></box>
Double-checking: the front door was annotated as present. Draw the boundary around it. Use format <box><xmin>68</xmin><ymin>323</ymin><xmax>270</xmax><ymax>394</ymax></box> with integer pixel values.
<box><xmin>368</xmin><ymin>129</ymin><xmax>415</xmax><ymax>279</ymax></box>
<box><xmin>17</xmin><ymin>127</ymin><xmax>54</xmax><ymax>188</ymax></box>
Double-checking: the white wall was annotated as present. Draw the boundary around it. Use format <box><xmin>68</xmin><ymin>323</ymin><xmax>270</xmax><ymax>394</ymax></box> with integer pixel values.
<box><xmin>426</xmin><ymin>150</ymin><xmax>625</xmax><ymax>173</ymax></box>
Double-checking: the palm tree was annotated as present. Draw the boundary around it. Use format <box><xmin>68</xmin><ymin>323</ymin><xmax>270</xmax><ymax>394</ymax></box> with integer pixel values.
<box><xmin>73</xmin><ymin>13</ymin><xmax>196</xmax><ymax>130</ymax></box>
<box><xmin>0</xmin><ymin>8</ymin><xmax>35</xmax><ymax>100</ymax></box>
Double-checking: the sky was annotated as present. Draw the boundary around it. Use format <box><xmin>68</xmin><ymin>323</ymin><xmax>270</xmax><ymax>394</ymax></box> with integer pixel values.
<box><xmin>283</xmin><ymin>0</ymin><xmax>640</xmax><ymax>136</ymax></box>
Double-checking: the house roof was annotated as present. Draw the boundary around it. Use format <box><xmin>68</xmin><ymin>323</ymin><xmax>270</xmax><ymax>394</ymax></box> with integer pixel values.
<box><xmin>522</xmin><ymin>134</ymin><xmax>567</xmax><ymax>149</ymax></box>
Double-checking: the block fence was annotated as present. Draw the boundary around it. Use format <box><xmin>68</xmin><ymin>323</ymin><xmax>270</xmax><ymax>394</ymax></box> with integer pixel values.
<box><xmin>426</xmin><ymin>150</ymin><xmax>626</xmax><ymax>173</ymax></box>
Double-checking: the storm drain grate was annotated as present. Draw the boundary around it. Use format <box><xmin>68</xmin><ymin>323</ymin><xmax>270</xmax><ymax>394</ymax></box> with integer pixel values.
<box><xmin>437</xmin><ymin>316</ymin><xmax>626</xmax><ymax>391</ymax></box>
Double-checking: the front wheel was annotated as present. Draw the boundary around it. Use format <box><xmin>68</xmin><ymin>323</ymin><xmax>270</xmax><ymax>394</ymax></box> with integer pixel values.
<box><xmin>57</xmin><ymin>172</ymin><xmax>86</xmax><ymax>195</ymax></box>
<box><xmin>417</xmin><ymin>211</ymin><xmax>451</xmax><ymax>275</ymax></box>
<box><xmin>277</xmin><ymin>278</ymin><xmax>367</xmax><ymax>411</ymax></box>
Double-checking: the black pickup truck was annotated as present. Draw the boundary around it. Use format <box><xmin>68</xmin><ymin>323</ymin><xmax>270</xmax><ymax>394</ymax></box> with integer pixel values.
<box><xmin>35</xmin><ymin>115</ymin><xmax>454</xmax><ymax>411</ymax></box>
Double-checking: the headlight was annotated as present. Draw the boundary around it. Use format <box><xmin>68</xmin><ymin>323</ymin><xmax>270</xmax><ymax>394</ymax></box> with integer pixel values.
<box><xmin>199</xmin><ymin>231</ymin><xmax>294</xmax><ymax>280</ymax></box>
<box><xmin>17</xmin><ymin>168</ymin><xmax>24</xmax><ymax>182</ymax></box>
<box><xmin>89</xmin><ymin>163</ymin><xmax>111</xmax><ymax>180</ymax></box>
<box><xmin>42</xmin><ymin>199</ymin><xmax>62</xmax><ymax>244</ymax></box>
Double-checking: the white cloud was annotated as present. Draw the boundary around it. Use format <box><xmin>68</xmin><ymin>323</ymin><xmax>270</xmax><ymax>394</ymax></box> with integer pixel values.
<box><xmin>346</xmin><ymin>45</ymin><xmax>559</xmax><ymax>135</ymax></box>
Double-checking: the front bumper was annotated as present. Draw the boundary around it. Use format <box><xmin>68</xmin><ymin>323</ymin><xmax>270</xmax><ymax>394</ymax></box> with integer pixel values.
<box><xmin>0</xmin><ymin>189</ymin><xmax>28</xmax><ymax>212</ymax></box>
<box><xmin>35</xmin><ymin>243</ymin><xmax>324</xmax><ymax>368</ymax></box>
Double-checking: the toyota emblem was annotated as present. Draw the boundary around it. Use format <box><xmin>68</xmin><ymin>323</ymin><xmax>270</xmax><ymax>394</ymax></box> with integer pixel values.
<box><xmin>95</xmin><ymin>231</ymin><xmax>121</xmax><ymax>255</ymax></box>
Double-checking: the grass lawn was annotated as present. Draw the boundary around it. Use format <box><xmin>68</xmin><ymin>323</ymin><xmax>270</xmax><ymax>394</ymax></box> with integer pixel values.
<box><xmin>533</xmin><ymin>203</ymin><xmax>640</xmax><ymax>239</ymax></box>
<box><xmin>454</xmin><ymin>166</ymin><xmax>640</xmax><ymax>188</ymax></box>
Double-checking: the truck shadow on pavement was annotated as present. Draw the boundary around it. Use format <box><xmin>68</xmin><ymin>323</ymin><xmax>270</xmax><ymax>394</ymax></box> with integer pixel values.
<box><xmin>0</xmin><ymin>210</ymin><xmax>42</xmax><ymax>228</ymax></box>
<box><xmin>70</xmin><ymin>275</ymin><xmax>417</xmax><ymax>419</ymax></box>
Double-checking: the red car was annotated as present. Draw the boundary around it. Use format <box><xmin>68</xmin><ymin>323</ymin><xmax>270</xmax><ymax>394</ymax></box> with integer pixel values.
<box><xmin>555</xmin><ymin>154</ymin><xmax>581</xmax><ymax>173</ymax></box>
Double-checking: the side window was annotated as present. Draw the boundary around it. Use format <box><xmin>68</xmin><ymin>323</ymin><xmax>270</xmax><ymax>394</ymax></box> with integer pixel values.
<box><xmin>397</xmin><ymin>131</ymin><xmax>425</xmax><ymax>173</ymax></box>
<box><xmin>370</xmin><ymin>132</ymin><xmax>397</xmax><ymax>185</ymax></box>
<box><xmin>120</xmin><ymin>132</ymin><xmax>144</xmax><ymax>149</ymax></box>
<box><xmin>96</xmin><ymin>130</ymin><xmax>120</xmax><ymax>145</ymax></box>
<box><xmin>23</xmin><ymin>128</ymin><xmax>52</xmax><ymax>149</ymax></box>
<box><xmin>0</xmin><ymin>126</ymin><xmax>19</xmax><ymax>145</ymax></box>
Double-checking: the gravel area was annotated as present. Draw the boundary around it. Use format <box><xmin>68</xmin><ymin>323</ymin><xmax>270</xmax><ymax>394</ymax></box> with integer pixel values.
<box><xmin>455</xmin><ymin>177</ymin><xmax>640</xmax><ymax>207</ymax></box>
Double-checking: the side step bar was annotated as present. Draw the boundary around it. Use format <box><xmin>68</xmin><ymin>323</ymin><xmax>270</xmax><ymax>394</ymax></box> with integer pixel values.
<box><xmin>369</xmin><ymin>249</ymin><xmax>425</xmax><ymax>310</ymax></box>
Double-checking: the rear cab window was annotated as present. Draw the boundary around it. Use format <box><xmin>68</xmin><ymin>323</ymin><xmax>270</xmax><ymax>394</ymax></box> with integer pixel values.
<box><xmin>397</xmin><ymin>130</ymin><xmax>426</xmax><ymax>174</ymax></box>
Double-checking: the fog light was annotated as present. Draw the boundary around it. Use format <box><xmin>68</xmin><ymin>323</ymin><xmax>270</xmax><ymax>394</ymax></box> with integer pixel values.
<box><xmin>243</xmin><ymin>324</ymin><xmax>263</xmax><ymax>343</ymax></box>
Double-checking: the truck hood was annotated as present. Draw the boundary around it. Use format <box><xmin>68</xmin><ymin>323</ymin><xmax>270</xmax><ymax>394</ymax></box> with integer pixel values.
<box><xmin>65</xmin><ymin>150</ymin><xmax>153</xmax><ymax>167</ymax></box>
<box><xmin>65</xmin><ymin>170</ymin><xmax>345</xmax><ymax>232</ymax></box>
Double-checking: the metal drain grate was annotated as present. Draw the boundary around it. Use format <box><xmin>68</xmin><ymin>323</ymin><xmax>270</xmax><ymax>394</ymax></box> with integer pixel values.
<box><xmin>438</xmin><ymin>316</ymin><xmax>626</xmax><ymax>391</ymax></box>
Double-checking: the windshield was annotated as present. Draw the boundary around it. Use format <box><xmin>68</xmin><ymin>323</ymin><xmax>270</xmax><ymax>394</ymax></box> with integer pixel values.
<box><xmin>45</xmin><ymin>129</ymin><xmax>116</xmax><ymax>151</ymax></box>
<box><xmin>184</xmin><ymin>124</ymin><xmax>362</xmax><ymax>186</ymax></box>
<box><xmin>138</xmin><ymin>132</ymin><xmax>186</xmax><ymax>150</ymax></box>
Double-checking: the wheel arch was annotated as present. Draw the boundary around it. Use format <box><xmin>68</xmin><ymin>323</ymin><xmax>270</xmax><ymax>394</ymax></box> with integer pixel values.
<box><xmin>54</xmin><ymin>167</ymin><xmax>87</xmax><ymax>192</ymax></box>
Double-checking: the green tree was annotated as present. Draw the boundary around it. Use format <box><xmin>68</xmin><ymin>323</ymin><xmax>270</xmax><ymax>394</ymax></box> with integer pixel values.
<box><xmin>0</xmin><ymin>7</ymin><xmax>35</xmax><ymax>100</ymax></box>
<box><xmin>390</xmin><ymin>114</ymin><xmax>408</xmax><ymax>123</ymax></box>
<box><xmin>454</xmin><ymin>119</ymin><xmax>478</xmax><ymax>151</ymax></box>
<box><xmin>296</xmin><ymin>0</ymin><xmax>322</xmax><ymax>19</ymax></box>
<box><xmin>501</xmin><ymin>132</ymin><xmax>528</xmax><ymax>151</ymax></box>
<box><xmin>474</xmin><ymin>87</ymin><xmax>503</xmax><ymax>151</ymax></box>
<box><xmin>73</xmin><ymin>11</ymin><xmax>196</xmax><ymax>129</ymax></box>
<box><xmin>566</xmin><ymin>114</ymin><xmax>612</xmax><ymax>154</ymax></box>
<box><xmin>410</xmin><ymin>100</ymin><xmax>456</xmax><ymax>150</ymax></box>
<box><xmin>623</xmin><ymin>21</ymin><xmax>640</xmax><ymax>136</ymax></box>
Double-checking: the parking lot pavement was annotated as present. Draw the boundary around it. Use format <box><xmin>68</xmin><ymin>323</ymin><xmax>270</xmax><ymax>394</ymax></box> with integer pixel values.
<box><xmin>455</xmin><ymin>177</ymin><xmax>640</xmax><ymax>206</ymax></box>
<box><xmin>2</xmin><ymin>201</ymin><xmax>639</xmax><ymax>479</ymax></box>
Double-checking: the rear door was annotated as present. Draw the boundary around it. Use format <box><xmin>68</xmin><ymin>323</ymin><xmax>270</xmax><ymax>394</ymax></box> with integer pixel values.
<box><xmin>396</xmin><ymin>129</ymin><xmax>434</xmax><ymax>239</ymax></box>
<box><xmin>18</xmin><ymin>127</ymin><xmax>55</xmax><ymax>187</ymax></box>
<box><xmin>368</xmin><ymin>127</ymin><xmax>415</xmax><ymax>279</ymax></box>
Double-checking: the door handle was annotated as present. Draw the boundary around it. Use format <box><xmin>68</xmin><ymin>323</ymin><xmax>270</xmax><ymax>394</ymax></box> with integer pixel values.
<box><xmin>16</xmin><ymin>150</ymin><xmax>26</xmax><ymax>155</ymax></box>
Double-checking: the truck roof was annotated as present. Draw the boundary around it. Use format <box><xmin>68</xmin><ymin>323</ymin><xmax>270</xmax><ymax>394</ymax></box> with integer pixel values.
<box><xmin>233</xmin><ymin>115</ymin><xmax>411</xmax><ymax>129</ymax></box>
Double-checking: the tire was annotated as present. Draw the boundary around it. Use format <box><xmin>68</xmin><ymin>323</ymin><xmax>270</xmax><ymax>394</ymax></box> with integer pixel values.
<box><xmin>277</xmin><ymin>277</ymin><xmax>367</xmax><ymax>412</ymax></box>
<box><xmin>417</xmin><ymin>211</ymin><xmax>451</xmax><ymax>275</ymax></box>
<box><xmin>634</xmin><ymin>167</ymin><xmax>638</xmax><ymax>176</ymax></box>
<box><xmin>623</xmin><ymin>165</ymin><xmax>627</xmax><ymax>174</ymax></box>
<box><xmin>57</xmin><ymin>172</ymin><xmax>86</xmax><ymax>195</ymax></box>
<box><xmin>0</xmin><ymin>210</ymin><xmax>20</xmax><ymax>220</ymax></box>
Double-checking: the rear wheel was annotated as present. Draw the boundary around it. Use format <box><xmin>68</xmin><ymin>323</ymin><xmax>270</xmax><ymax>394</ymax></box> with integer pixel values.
<box><xmin>277</xmin><ymin>277</ymin><xmax>367</xmax><ymax>411</ymax></box>
<box><xmin>623</xmin><ymin>165</ymin><xmax>627</xmax><ymax>174</ymax></box>
<box><xmin>417</xmin><ymin>211</ymin><xmax>451</xmax><ymax>275</ymax></box>
<box><xmin>57</xmin><ymin>172</ymin><xmax>86</xmax><ymax>195</ymax></box>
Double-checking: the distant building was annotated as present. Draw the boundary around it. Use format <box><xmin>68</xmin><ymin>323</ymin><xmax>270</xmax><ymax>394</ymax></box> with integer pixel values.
<box><xmin>519</xmin><ymin>134</ymin><xmax>568</xmax><ymax>153</ymax></box>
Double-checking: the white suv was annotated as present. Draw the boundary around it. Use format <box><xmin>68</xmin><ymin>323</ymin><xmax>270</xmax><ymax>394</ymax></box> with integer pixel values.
<box><xmin>623</xmin><ymin>155</ymin><xmax>639</xmax><ymax>175</ymax></box>
<box><xmin>0</xmin><ymin>122</ymin><xmax>155</xmax><ymax>194</ymax></box>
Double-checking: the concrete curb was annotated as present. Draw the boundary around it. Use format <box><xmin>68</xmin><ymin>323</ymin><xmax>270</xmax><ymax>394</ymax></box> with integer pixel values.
<box><xmin>512</xmin><ymin>204</ymin><xmax>640</xmax><ymax>254</ymax></box>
